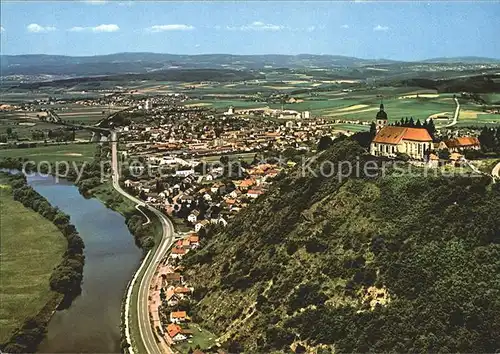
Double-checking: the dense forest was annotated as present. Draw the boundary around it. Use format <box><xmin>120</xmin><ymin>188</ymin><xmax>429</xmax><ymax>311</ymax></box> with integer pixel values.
<box><xmin>182</xmin><ymin>139</ymin><xmax>500</xmax><ymax>353</ymax></box>
<box><xmin>0</xmin><ymin>172</ymin><xmax>85</xmax><ymax>353</ymax></box>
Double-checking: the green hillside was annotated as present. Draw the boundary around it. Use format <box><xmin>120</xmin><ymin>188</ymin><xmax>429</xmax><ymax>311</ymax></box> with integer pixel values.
<box><xmin>182</xmin><ymin>139</ymin><xmax>500</xmax><ymax>353</ymax></box>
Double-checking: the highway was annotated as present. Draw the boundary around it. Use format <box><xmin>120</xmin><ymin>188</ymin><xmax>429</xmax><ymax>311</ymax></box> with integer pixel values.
<box><xmin>110</xmin><ymin>131</ymin><xmax>175</xmax><ymax>354</ymax></box>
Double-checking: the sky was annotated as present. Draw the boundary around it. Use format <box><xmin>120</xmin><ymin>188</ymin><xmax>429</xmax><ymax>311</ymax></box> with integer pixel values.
<box><xmin>0</xmin><ymin>1</ymin><xmax>499</xmax><ymax>60</ymax></box>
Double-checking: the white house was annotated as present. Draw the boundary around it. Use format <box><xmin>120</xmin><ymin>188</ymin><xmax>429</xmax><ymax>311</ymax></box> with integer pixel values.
<box><xmin>169</xmin><ymin>311</ymin><xmax>187</xmax><ymax>324</ymax></box>
<box><xmin>195</xmin><ymin>220</ymin><xmax>210</xmax><ymax>232</ymax></box>
<box><xmin>187</xmin><ymin>210</ymin><xmax>200</xmax><ymax>223</ymax></box>
<box><xmin>175</xmin><ymin>169</ymin><xmax>195</xmax><ymax>177</ymax></box>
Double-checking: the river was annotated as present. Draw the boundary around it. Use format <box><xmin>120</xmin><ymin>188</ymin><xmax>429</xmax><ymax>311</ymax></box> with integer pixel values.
<box><xmin>25</xmin><ymin>174</ymin><xmax>142</xmax><ymax>353</ymax></box>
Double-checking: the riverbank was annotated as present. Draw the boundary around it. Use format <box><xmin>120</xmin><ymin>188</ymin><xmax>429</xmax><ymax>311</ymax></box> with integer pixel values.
<box><xmin>0</xmin><ymin>172</ymin><xmax>84</xmax><ymax>353</ymax></box>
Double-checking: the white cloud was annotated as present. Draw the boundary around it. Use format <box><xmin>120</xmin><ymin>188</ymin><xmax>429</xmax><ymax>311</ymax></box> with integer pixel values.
<box><xmin>306</xmin><ymin>26</ymin><xmax>316</xmax><ymax>32</ymax></box>
<box><xmin>227</xmin><ymin>21</ymin><xmax>284</xmax><ymax>31</ymax></box>
<box><xmin>1</xmin><ymin>26</ymin><xmax>5</xmax><ymax>33</ymax></box>
<box><xmin>373</xmin><ymin>24</ymin><xmax>389</xmax><ymax>31</ymax></box>
<box><xmin>27</xmin><ymin>23</ymin><xmax>56</xmax><ymax>33</ymax></box>
<box><xmin>68</xmin><ymin>26</ymin><xmax>86</xmax><ymax>32</ymax></box>
<box><xmin>93</xmin><ymin>24</ymin><xmax>119</xmax><ymax>32</ymax></box>
<box><xmin>147</xmin><ymin>24</ymin><xmax>195</xmax><ymax>32</ymax></box>
<box><xmin>69</xmin><ymin>24</ymin><xmax>120</xmax><ymax>33</ymax></box>
<box><xmin>84</xmin><ymin>0</ymin><xmax>107</xmax><ymax>4</ymax></box>
<box><xmin>341</xmin><ymin>24</ymin><xmax>350</xmax><ymax>29</ymax></box>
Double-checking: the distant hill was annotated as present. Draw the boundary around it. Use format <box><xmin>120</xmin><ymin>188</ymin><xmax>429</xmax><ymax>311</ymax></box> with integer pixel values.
<box><xmin>2</xmin><ymin>53</ymin><xmax>498</xmax><ymax>77</ymax></box>
<box><xmin>182</xmin><ymin>139</ymin><xmax>500</xmax><ymax>353</ymax></box>
<box><xmin>401</xmin><ymin>74</ymin><xmax>500</xmax><ymax>93</ymax></box>
<box><xmin>422</xmin><ymin>56</ymin><xmax>500</xmax><ymax>64</ymax></box>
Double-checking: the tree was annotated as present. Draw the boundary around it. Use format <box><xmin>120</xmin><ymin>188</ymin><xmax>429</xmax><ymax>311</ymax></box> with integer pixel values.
<box><xmin>426</xmin><ymin>119</ymin><xmax>436</xmax><ymax>138</ymax></box>
<box><xmin>369</xmin><ymin>122</ymin><xmax>377</xmax><ymax>136</ymax></box>
<box><xmin>317</xmin><ymin>136</ymin><xmax>333</xmax><ymax>151</ymax></box>
<box><xmin>415</xmin><ymin>119</ymin><xmax>422</xmax><ymax>128</ymax></box>
<box><xmin>6</xmin><ymin>127</ymin><xmax>13</xmax><ymax>136</ymax></box>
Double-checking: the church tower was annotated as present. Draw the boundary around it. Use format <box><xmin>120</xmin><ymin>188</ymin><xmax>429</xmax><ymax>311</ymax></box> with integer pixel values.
<box><xmin>375</xmin><ymin>101</ymin><xmax>388</xmax><ymax>130</ymax></box>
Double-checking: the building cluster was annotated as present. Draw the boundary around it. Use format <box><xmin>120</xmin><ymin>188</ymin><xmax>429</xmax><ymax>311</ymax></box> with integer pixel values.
<box><xmin>224</xmin><ymin>105</ymin><xmax>311</xmax><ymax>119</ymax></box>
<box><xmin>119</xmin><ymin>106</ymin><xmax>334</xmax><ymax>160</ymax></box>
<box><xmin>123</xmin><ymin>157</ymin><xmax>286</xmax><ymax>234</ymax></box>
<box><xmin>370</xmin><ymin>103</ymin><xmax>482</xmax><ymax>164</ymax></box>
<box><xmin>148</xmin><ymin>229</ymin><xmax>212</xmax><ymax>351</ymax></box>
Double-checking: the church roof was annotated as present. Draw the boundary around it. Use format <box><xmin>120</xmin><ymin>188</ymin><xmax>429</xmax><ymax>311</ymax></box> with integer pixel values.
<box><xmin>373</xmin><ymin>126</ymin><xmax>433</xmax><ymax>145</ymax></box>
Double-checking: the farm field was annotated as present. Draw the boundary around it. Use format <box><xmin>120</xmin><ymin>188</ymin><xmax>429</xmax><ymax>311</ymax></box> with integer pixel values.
<box><xmin>0</xmin><ymin>181</ymin><xmax>66</xmax><ymax>343</ymax></box>
<box><xmin>52</xmin><ymin>104</ymin><xmax>127</xmax><ymax>123</ymax></box>
<box><xmin>184</xmin><ymin>86</ymin><xmax>465</xmax><ymax>123</ymax></box>
<box><xmin>0</xmin><ymin>112</ymin><xmax>93</xmax><ymax>141</ymax></box>
<box><xmin>0</xmin><ymin>143</ymin><xmax>97</xmax><ymax>163</ymax></box>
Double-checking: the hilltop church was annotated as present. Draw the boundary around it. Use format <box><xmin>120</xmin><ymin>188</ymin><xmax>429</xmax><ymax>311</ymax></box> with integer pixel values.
<box><xmin>370</xmin><ymin>104</ymin><xmax>433</xmax><ymax>160</ymax></box>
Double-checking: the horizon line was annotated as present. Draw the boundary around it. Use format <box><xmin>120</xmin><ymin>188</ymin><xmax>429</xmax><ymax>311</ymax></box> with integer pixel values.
<box><xmin>2</xmin><ymin>52</ymin><xmax>500</xmax><ymax>63</ymax></box>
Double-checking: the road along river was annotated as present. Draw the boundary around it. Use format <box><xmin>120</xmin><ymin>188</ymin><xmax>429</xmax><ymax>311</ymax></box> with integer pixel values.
<box><xmin>25</xmin><ymin>174</ymin><xmax>143</xmax><ymax>353</ymax></box>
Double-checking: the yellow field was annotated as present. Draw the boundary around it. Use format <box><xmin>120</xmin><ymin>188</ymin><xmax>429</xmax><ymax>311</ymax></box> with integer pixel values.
<box><xmin>459</xmin><ymin>110</ymin><xmax>485</xmax><ymax>119</ymax></box>
<box><xmin>324</xmin><ymin>107</ymin><xmax>378</xmax><ymax>117</ymax></box>
<box><xmin>185</xmin><ymin>103</ymin><xmax>213</xmax><ymax>107</ymax></box>
<box><xmin>335</xmin><ymin>104</ymin><xmax>370</xmax><ymax>112</ymax></box>
<box><xmin>399</xmin><ymin>94</ymin><xmax>440</xmax><ymax>99</ymax></box>
<box><xmin>264</xmin><ymin>86</ymin><xmax>293</xmax><ymax>90</ymax></box>
<box><xmin>428</xmin><ymin>111</ymin><xmax>453</xmax><ymax>119</ymax></box>
<box><xmin>284</xmin><ymin>80</ymin><xmax>309</xmax><ymax>84</ymax></box>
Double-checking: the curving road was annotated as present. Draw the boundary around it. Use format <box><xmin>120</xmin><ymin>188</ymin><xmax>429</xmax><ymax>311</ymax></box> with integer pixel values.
<box><xmin>445</xmin><ymin>97</ymin><xmax>461</xmax><ymax>127</ymax></box>
<box><xmin>492</xmin><ymin>161</ymin><xmax>500</xmax><ymax>183</ymax></box>
<box><xmin>111</xmin><ymin>131</ymin><xmax>175</xmax><ymax>354</ymax></box>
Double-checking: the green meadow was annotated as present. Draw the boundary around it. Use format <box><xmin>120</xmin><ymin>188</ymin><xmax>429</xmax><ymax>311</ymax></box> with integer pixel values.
<box><xmin>0</xmin><ymin>143</ymin><xmax>97</xmax><ymax>163</ymax></box>
<box><xmin>0</xmin><ymin>182</ymin><xmax>66</xmax><ymax>343</ymax></box>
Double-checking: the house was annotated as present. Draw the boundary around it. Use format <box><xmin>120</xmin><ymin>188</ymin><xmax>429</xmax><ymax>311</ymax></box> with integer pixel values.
<box><xmin>187</xmin><ymin>210</ymin><xmax>200</xmax><ymax>223</ymax></box>
<box><xmin>247</xmin><ymin>189</ymin><xmax>264</xmax><ymax>199</ymax></box>
<box><xmin>171</xmin><ymin>247</ymin><xmax>186</xmax><ymax>259</ymax></box>
<box><xmin>229</xmin><ymin>189</ymin><xmax>242</xmax><ymax>199</ymax></box>
<box><xmin>238</xmin><ymin>179</ymin><xmax>255</xmax><ymax>190</ymax></box>
<box><xmin>176</xmin><ymin>169</ymin><xmax>195</xmax><ymax>177</ymax></box>
<box><xmin>195</xmin><ymin>219</ymin><xmax>210</xmax><ymax>232</ymax></box>
<box><xmin>450</xmin><ymin>152</ymin><xmax>464</xmax><ymax>164</ymax></box>
<box><xmin>174</xmin><ymin>286</ymin><xmax>193</xmax><ymax>298</ymax></box>
<box><xmin>166</xmin><ymin>324</ymin><xmax>187</xmax><ymax>342</ymax></box>
<box><xmin>166</xmin><ymin>288</ymin><xmax>181</xmax><ymax>306</ymax></box>
<box><xmin>170</xmin><ymin>311</ymin><xmax>187</xmax><ymax>324</ymax></box>
<box><xmin>439</xmin><ymin>137</ymin><xmax>481</xmax><ymax>152</ymax></box>
<box><xmin>163</xmin><ymin>272</ymin><xmax>183</xmax><ymax>284</ymax></box>
<box><xmin>427</xmin><ymin>153</ymin><xmax>440</xmax><ymax>167</ymax></box>
<box><xmin>210</xmin><ymin>182</ymin><xmax>226</xmax><ymax>194</ymax></box>
<box><xmin>370</xmin><ymin>126</ymin><xmax>433</xmax><ymax>160</ymax></box>
<box><xmin>188</xmin><ymin>234</ymin><xmax>200</xmax><ymax>248</ymax></box>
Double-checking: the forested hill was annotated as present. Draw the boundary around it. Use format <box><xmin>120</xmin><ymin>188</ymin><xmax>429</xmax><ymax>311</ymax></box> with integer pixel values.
<box><xmin>182</xmin><ymin>139</ymin><xmax>500</xmax><ymax>353</ymax></box>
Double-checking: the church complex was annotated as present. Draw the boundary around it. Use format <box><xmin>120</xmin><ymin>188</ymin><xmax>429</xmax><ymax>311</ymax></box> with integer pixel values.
<box><xmin>370</xmin><ymin>103</ymin><xmax>434</xmax><ymax>160</ymax></box>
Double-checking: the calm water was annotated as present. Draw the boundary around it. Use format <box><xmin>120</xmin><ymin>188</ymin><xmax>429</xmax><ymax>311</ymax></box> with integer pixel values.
<box><xmin>25</xmin><ymin>175</ymin><xmax>142</xmax><ymax>353</ymax></box>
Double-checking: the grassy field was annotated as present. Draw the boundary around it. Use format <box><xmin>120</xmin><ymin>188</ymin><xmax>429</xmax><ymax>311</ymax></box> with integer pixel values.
<box><xmin>54</xmin><ymin>105</ymin><xmax>126</xmax><ymax>123</ymax></box>
<box><xmin>90</xmin><ymin>182</ymin><xmax>137</xmax><ymax>217</ymax></box>
<box><xmin>174</xmin><ymin>324</ymin><xmax>217</xmax><ymax>353</ymax></box>
<box><xmin>0</xmin><ymin>182</ymin><xmax>66</xmax><ymax>343</ymax></box>
<box><xmin>0</xmin><ymin>143</ymin><xmax>97</xmax><ymax>163</ymax></box>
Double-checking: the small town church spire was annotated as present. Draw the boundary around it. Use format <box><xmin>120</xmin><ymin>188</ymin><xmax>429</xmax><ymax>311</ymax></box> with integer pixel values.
<box><xmin>375</xmin><ymin>99</ymin><xmax>388</xmax><ymax>131</ymax></box>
